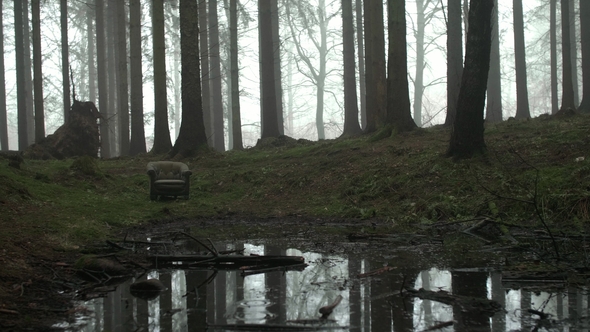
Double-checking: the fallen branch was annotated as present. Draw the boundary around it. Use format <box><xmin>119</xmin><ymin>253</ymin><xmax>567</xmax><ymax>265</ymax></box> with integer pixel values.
<box><xmin>149</xmin><ymin>254</ymin><xmax>305</xmax><ymax>270</ymax></box>
<box><xmin>319</xmin><ymin>295</ymin><xmax>343</xmax><ymax>318</ymax></box>
<box><xmin>357</xmin><ymin>266</ymin><xmax>395</xmax><ymax>278</ymax></box>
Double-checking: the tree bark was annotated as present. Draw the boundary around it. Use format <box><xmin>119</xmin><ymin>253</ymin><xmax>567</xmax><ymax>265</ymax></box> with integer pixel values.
<box><xmin>341</xmin><ymin>0</ymin><xmax>362</xmax><ymax>137</ymax></box>
<box><xmin>169</xmin><ymin>0</ymin><xmax>209</xmax><ymax>159</ymax></box>
<box><xmin>513</xmin><ymin>0</ymin><xmax>530</xmax><ymax>119</ymax></box>
<box><xmin>445</xmin><ymin>0</ymin><xmax>463</xmax><ymax>126</ymax></box>
<box><xmin>209</xmin><ymin>0</ymin><xmax>225</xmax><ymax>151</ymax></box>
<box><xmin>229</xmin><ymin>0</ymin><xmax>243</xmax><ymax>149</ymax></box>
<box><xmin>363</xmin><ymin>0</ymin><xmax>387</xmax><ymax>133</ymax></box>
<box><xmin>485</xmin><ymin>0</ymin><xmax>502</xmax><ymax>123</ymax></box>
<box><xmin>387</xmin><ymin>0</ymin><xmax>416</xmax><ymax>132</ymax></box>
<box><xmin>32</xmin><ymin>0</ymin><xmax>45</xmax><ymax>143</ymax></box>
<box><xmin>579</xmin><ymin>0</ymin><xmax>590</xmax><ymax>113</ymax></box>
<box><xmin>448</xmin><ymin>0</ymin><xmax>493</xmax><ymax>159</ymax></box>
<box><xmin>569</xmin><ymin>0</ymin><xmax>579</xmax><ymax>106</ymax></box>
<box><xmin>560</xmin><ymin>0</ymin><xmax>576</xmax><ymax>110</ymax></box>
<box><xmin>129</xmin><ymin>0</ymin><xmax>146</xmax><ymax>155</ymax></box>
<box><xmin>151</xmin><ymin>0</ymin><xmax>173</xmax><ymax>154</ymax></box>
<box><xmin>96</xmin><ymin>0</ymin><xmax>111</xmax><ymax>158</ymax></box>
<box><xmin>107</xmin><ymin>0</ymin><xmax>117</xmax><ymax>155</ymax></box>
<box><xmin>0</xmin><ymin>1</ymin><xmax>8</xmax><ymax>151</ymax></box>
<box><xmin>259</xmin><ymin>0</ymin><xmax>280</xmax><ymax>139</ymax></box>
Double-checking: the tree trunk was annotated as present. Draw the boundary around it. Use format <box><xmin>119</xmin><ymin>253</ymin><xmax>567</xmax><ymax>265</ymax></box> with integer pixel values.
<box><xmin>169</xmin><ymin>0</ymin><xmax>209</xmax><ymax>158</ymax></box>
<box><xmin>87</xmin><ymin>7</ymin><xmax>96</xmax><ymax>103</ymax></box>
<box><xmin>129</xmin><ymin>0</ymin><xmax>146</xmax><ymax>155</ymax></box>
<box><xmin>355</xmin><ymin>0</ymin><xmax>366</xmax><ymax>130</ymax></box>
<box><xmin>387</xmin><ymin>0</ymin><xmax>416</xmax><ymax>132</ymax></box>
<box><xmin>448</xmin><ymin>0</ymin><xmax>493</xmax><ymax>159</ymax></box>
<box><xmin>485</xmin><ymin>0</ymin><xmax>502</xmax><ymax>123</ymax></box>
<box><xmin>209</xmin><ymin>0</ymin><xmax>225</xmax><ymax>151</ymax></box>
<box><xmin>61</xmin><ymin>0</ymin><xmax>70</xmax><ymax>122</ymax></box>
<box><xmin>413</xmin><ymin>0</ymin><xmax>425</xmax><ymax>127</ymax></box>
<box><xmin>513</xmin><ymin>0</ymin><xmax>530</xmax><ymax>119</ymax></box>
<box><xmin>341</xmin><ymin>0</ymin><xmax>362</xmax><ymax>137</ymax></box>
<box><xmin>363</xmin><ymin>0</ymin><xmax>387</xmax><ymax>133</ymax></box>
<box><xmin>550</xmin><ymin>0</ymin><xmax>559</xmax><ymax>114</ymax></box>
<box><xmin>569</xmin><ymin>0</ymin><xmax>579</xmax><ymax>106</ymax></box>
<box><xmin>560</xmin><ymin>0</ymin><xmax>576</xmax><ymax>110</ymax></box>
<box><xmin>151</xmin><ymin>0</ymin><xmax>172</xmax><ymax>154</ymax></box>
<box><xmin>230</xmin><ymin>0</ymin><xmax>243</xmax><ymax>149</ymax></box>
<box><xmin>259</xmin><ymin>0</ymin><xmax>280</xmax><ymax>139</ymax></box>
<box><xmin>445</xmin><ymin>0</ymin><xmax>463</xmax><ymax>126</ymax></box>
<box><xmin>271</xmin><ymin>1</ymin><xmax>284</xmax><ymax>135</ymax></box>
<box><xmin>579</xmin><ymin>0</ymin><xmax>590</xmax><ymax>113</ymax></box>
<box><xmin>116</xmin><ymin>0</ymin><xmax>129</xmax><ymax>156</ymax></box>
<box><xmin>32</xmin><ymin>0</ymin><xmax>45</xmax><ymax>143</ymax></box>
<box><xmin>107</xmin><ymin>0</ymin><xmax>118</xmax><ymax>155</ymax></box>
<box><xmin>199</xmin><ymin>0</ymin><xmax>212</xmax><ymax>147</ymax></box>
<box><xmin>0</xmin><ymin>1</ymin><xmax>8</xmax><ymax>151</ymax></box>
<box><xmin>23</xmin><ymin>0</ymin><xmax>34</xmax><ymax>145</ymax></box>
<box><xmin>96</xmin><ymin>0</ymin><xmax>111</xmax><ymax>158</ymax></box>
<box><xmin>15</xmin><ymin>0</ymin><xmax>29</xmax><ymax>150</ymax></box>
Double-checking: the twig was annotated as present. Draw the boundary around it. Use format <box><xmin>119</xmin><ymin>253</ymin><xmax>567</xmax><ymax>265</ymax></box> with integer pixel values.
<box><xmin>180</xmin><ymin>232</ymin><xmax>218</xmax><ymax>256</ymax></box>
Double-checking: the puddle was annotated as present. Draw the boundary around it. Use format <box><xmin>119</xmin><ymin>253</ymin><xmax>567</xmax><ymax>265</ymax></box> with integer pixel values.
<box><xmin>55</xmin><ymin>240</ymin><xmax>590</xmax><ymax>331</ymax></box>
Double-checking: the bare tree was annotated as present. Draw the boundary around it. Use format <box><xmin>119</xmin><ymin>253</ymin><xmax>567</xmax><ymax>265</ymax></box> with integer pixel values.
<box><xmin>23</xmin><ymin>0</ymin><xmax>34</xmax><ymax>144</ymax></box>
<box><xmin>285</xmin><ymin>0</ymin><xmax>339</xmax><ymax>140</ymax></box>
<box><xmin>271</xmin><ymin>1</ymin><xmax>284</xmax><ymax>135</ymax></box>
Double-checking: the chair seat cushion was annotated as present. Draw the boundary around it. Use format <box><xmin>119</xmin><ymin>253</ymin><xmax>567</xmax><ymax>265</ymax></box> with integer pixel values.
<box><xmin>154</xmin><ymin>179</ymin><xmax>186</xmax><ymax>191</ymax></box>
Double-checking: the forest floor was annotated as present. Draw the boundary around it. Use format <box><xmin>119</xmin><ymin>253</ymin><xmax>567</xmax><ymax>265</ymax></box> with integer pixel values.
<box><xmin>1</xmin><ymin>111</ymin><xmax>590</xmax><ymax>330</ymax></box>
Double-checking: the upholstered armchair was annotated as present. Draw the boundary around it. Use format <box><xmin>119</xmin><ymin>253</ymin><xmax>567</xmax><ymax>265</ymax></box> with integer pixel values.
<box><xmin>147</xmin><ymin>161</ymin><xmax>192</xmax><ymax>200</ymax></box>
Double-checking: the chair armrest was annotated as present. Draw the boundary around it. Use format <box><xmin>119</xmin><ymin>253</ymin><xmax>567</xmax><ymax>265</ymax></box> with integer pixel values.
<box><xmin>182</xmin><ymin>170</ymin><xmax>192</xmax><ymax>177</ymax></box>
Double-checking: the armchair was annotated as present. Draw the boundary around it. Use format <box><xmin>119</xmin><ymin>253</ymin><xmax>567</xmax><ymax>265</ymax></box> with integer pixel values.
<box><xmin>147</xmin><ymin>161</ymin><xmax>192</xmax><ymax>200</ymax></box>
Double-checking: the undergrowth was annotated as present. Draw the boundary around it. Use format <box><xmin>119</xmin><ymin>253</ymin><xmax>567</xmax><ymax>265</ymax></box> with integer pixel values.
<box><xmin>1</xmin><ymin>113</ymin><xmax>590</xmax><ymax>250</ymax></box>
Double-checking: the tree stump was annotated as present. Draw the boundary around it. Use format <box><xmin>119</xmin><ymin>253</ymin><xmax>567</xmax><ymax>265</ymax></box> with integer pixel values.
<box><xmin>24</xmin><ymin>101</ymin><xmax>101</xmax><ymax>159</ymax></box>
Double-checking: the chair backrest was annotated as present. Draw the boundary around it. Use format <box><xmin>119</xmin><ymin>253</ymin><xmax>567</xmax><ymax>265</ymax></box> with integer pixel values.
<box><xmin>147</xmin><ymin>161</ymin><xmax>188</xmax><ymax>180</ymax></box>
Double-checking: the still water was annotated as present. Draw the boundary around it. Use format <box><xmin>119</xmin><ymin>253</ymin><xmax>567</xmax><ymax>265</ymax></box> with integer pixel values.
<box><xmin>56</xmin><ymin>242</ymin><xmax>590</xmax><ymax>331</ymax></box>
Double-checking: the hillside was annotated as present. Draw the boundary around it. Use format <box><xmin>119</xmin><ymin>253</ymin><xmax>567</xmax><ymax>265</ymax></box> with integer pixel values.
<box><xmin>1</xmin><ymin>111</ymin><xmax>590</xmax><ymax>329</ymax></box>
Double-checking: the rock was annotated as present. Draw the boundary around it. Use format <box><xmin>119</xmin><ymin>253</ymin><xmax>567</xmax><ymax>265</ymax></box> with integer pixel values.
<box><xmin>130</xmin><ymin>279</ymin><xmax>167</xmax><ymax>300</ymax></box>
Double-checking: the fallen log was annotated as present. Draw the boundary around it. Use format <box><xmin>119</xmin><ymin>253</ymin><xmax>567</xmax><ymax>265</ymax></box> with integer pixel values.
<box><xmin>405</xmin><ymin>288</ymin><xmax>502</xmax><ymax>315</ymax></box>
<box><xmin>149</xmin><ymin>254</ymin><xmax>305</xmax><ymax>270</ymax></box>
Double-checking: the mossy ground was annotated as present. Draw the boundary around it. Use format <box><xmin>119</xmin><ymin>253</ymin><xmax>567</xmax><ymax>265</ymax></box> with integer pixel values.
<box><xmin>1</xmin><ymin>112</ymin><xmax>590</xmax><ymax>329</ymax></box>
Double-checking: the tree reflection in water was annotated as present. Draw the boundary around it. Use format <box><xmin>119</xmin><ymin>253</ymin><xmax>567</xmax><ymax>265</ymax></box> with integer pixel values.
<box><xmin>58</xmin><ymin>244</ymin><xmax>586</xmax><ymax>332</ymax></box>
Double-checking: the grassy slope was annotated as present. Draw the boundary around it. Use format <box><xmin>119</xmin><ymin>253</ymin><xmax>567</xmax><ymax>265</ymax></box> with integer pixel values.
<box><xmin>1</xmin><ymin>112</ymin><xmax>589</xmax><ymax>327</ymax></box>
